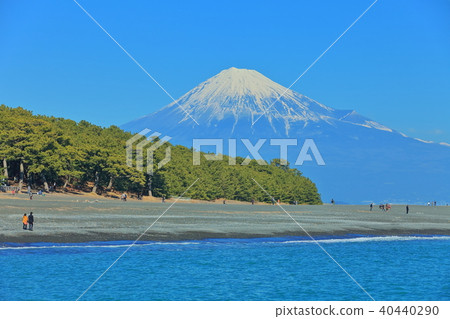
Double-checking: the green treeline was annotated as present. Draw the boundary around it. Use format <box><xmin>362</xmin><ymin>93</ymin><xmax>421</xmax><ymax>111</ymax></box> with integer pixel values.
<box><xmin>0</xmin><ymin>105</ymin><xmax>322</xmax><ymax>204</ymax></box>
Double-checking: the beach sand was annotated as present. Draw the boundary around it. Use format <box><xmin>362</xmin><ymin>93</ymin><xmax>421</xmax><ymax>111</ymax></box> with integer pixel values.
<box><xmin>0</xmin><ymin>193</ymin><xmax>449</xmax><ymax>243</ymax></box>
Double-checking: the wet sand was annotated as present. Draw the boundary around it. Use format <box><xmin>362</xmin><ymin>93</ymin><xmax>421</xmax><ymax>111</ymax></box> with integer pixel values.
<box><xmin>0</xmin><ymin>193</ymin><xmax>449</xmax><ymax>243</ymax></box>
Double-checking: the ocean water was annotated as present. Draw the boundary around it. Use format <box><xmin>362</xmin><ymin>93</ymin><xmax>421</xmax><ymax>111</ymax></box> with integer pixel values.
<box><xmin>0</xmin><ymin>236</ymin><xmax>449</xmax><ymax>301</ymax></box>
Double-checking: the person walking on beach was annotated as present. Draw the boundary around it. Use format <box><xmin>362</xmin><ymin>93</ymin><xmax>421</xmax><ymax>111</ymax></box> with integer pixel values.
<box><xmin>28</xmin><ymin>212</ymin><xmax>34</xmax><ymax>231</ymax></box>
<box><xmin>370</xmin><ymin>203</ymin><xmax>373</xmax><ymax>211</ymax></box>
<box><xmin>406</xmin><ymin>205</ymin><xmax>409</xmax><ymax>214</ymax></box>
<box><xmin>27</xmin><ymin>185</ymin><xmax>33</xmax><ymax>199</ymax></box>
<box><xmin>22</xmin><ymin>213</ymin><xmax>28</xmax><ymax>230</ymax></box>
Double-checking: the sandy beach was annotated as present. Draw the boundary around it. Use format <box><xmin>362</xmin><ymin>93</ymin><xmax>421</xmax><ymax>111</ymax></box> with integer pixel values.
<box><xmin>0</xmin><ymin>193</ymin><xmax>449</xmax><ymax>243</ymax></box>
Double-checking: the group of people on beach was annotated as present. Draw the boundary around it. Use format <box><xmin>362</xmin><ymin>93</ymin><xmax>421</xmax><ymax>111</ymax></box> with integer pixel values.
<box><xmin>369</xmin><ymin>203</ymin><xmax>391</xmax><ymax>211</ymax></box>
<box><xmin>21</xmin><ymin>212</ymin><xmax>34</xmax><ymax>231</ymax></box>
<box><xmin>378</xmin><ymin>203</ymin><xmax>392</xmax><ymax>211</ymax></box>
<box><xmin>369</xmin><ymin>203</ymin><xmax>410</xmax><ymax>214</ymax></box>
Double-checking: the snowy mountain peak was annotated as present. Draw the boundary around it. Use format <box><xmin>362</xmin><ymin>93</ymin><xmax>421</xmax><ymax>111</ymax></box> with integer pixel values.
<box><xmin>126</xmin><ymin>67</ymin><xmax>395</xmax><ymax>136</ymax></box>
<box><xmin>161</xmin><ymin>67</ymin><xmax>336</xmax><ymax>129</ymax></box>
<box><xmin>202</xmin><ymin>67</ymin><xmax>293</xmax><ymax>100</ymax></box>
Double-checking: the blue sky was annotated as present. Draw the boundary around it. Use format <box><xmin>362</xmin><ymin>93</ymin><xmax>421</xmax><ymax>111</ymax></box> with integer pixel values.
<box><xmin>1</xmin><ymin>0</ymin><xmax>449</xmax><ymax>143</ymax></box>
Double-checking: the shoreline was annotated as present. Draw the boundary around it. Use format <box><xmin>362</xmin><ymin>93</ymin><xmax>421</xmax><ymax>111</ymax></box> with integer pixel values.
<box><xmin>1</xmin><ymin>233</ymin><xmax>450</xmax><ymax>246</ymax></box>
<box><xmin>2</xmin><ymin>228</ymin><xmax>449</xmax><ymax>245</ymax></box>
<box><xmin>1</xmin><ymin>193</ymin><xmax>449</xmax><ymax>244</ymax></box>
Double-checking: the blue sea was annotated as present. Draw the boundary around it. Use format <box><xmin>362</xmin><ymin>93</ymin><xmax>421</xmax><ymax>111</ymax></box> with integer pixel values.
<box><xmin>1</xmin><ymin>236</ymin><xmax>449</xmax><ymax>301</ymax></box>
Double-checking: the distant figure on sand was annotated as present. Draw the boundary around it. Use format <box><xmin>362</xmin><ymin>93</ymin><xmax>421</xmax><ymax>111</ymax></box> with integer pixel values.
<box><xmin>406</xmin><ymin>205</ymin><xmax>409</xmax><ymax>214</ymax></box>
<box><xmin>22</xmin><ymin>213</ymin><xmax>28</xmax><ymax>230</ymax></box>
<box><xmin>223</xmin><ymin>199</ymin><xmax>226</xmax><ymax>204</ymax></box>
<box><xmin>121</xmin><ymin>193</ymin><xmax>127</xmax><ymax>201</ymax></box>
<box><xmin>251</xmin><ymin>198</ymin><xmax>255</xmax><ymax>205</ymax></box>
<box><xmin>28</xmin><ymin>212</ymin><xmax>34</xmax><ymax>231</ymax></box>
<box><xmin>162</xmin><ymin>196</ymin><xmax>166</xmax><ymax>203</ymax></box>
<box><xmin>370</xmin><ymin>203</ymin><xmax>373</xmax><ymax>211</ymax></box>
<box><xmin>331</xmin><ymin>199</ymin><xmax>335</xmax><ymax>205</ymax></box>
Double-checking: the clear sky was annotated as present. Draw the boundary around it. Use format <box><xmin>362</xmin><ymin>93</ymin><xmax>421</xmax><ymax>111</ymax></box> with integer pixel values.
<box><xmin>1</xmin><ymin>0</ymin><xmax>449</xmax><ymax>143</ymax></box>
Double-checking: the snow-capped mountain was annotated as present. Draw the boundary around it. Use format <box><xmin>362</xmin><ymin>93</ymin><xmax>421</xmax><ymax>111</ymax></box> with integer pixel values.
<box><xmin>124</xmin><ymin>67</ymin><xmax>393</xmax><ymax>137</ymax></box>
<box><xmin>122</xmin><ymin>67</ymin><xmax>450</xmax><ymax>204</ymax></box>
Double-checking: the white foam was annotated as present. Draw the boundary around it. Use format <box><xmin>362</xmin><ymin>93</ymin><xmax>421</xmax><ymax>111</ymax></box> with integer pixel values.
<box><xmin>0</xmin><ymin>241</ymin><xmax>200</xmax><ymax>251</ymax></box>
<box><xmin>414</xmin><ymin>138</ymin><xmax>434</xmax><ymax>144</ymax></box>
<box><xmin>282</xmin><ymin>236</ymin><xmax>450</xmax><ymax>245</ymax></box>
<box><xmin>1</xmin><ymin>236</ymin><xmax>449</xmax><ymax>251</ymax></box>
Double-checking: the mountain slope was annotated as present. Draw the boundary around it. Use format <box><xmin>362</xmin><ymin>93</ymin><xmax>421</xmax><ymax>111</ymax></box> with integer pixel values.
<box><xmin>122</xmin><ymin>67</ymin><xmax>450</xmax><ymax>204</ymax></box>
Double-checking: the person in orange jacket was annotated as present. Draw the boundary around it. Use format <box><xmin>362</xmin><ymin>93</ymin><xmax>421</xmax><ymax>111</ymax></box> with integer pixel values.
<box><xmin>22</xmin><ymin>213</ymin><xmax>28</xmax><ymax>230</ymax></box>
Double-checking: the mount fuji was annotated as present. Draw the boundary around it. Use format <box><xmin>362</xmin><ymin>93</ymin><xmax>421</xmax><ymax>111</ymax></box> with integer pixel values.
<box><xmin>122</xmin><ymin>67</ymin><xmax>450</xmax><ymax>204</ymax></box>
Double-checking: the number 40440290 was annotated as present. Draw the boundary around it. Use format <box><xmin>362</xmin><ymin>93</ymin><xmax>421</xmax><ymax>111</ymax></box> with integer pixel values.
<box><xmin>379</xmin><ymin>306</ymin><xmax>439</xmax><ymax>316</ymax></box>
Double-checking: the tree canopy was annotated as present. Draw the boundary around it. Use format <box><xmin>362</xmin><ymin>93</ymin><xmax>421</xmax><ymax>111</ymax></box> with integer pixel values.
<box><xmin>0</xmin><ymin>105</ymin><xmax>322</xmax><ymax>204</ymax></box>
